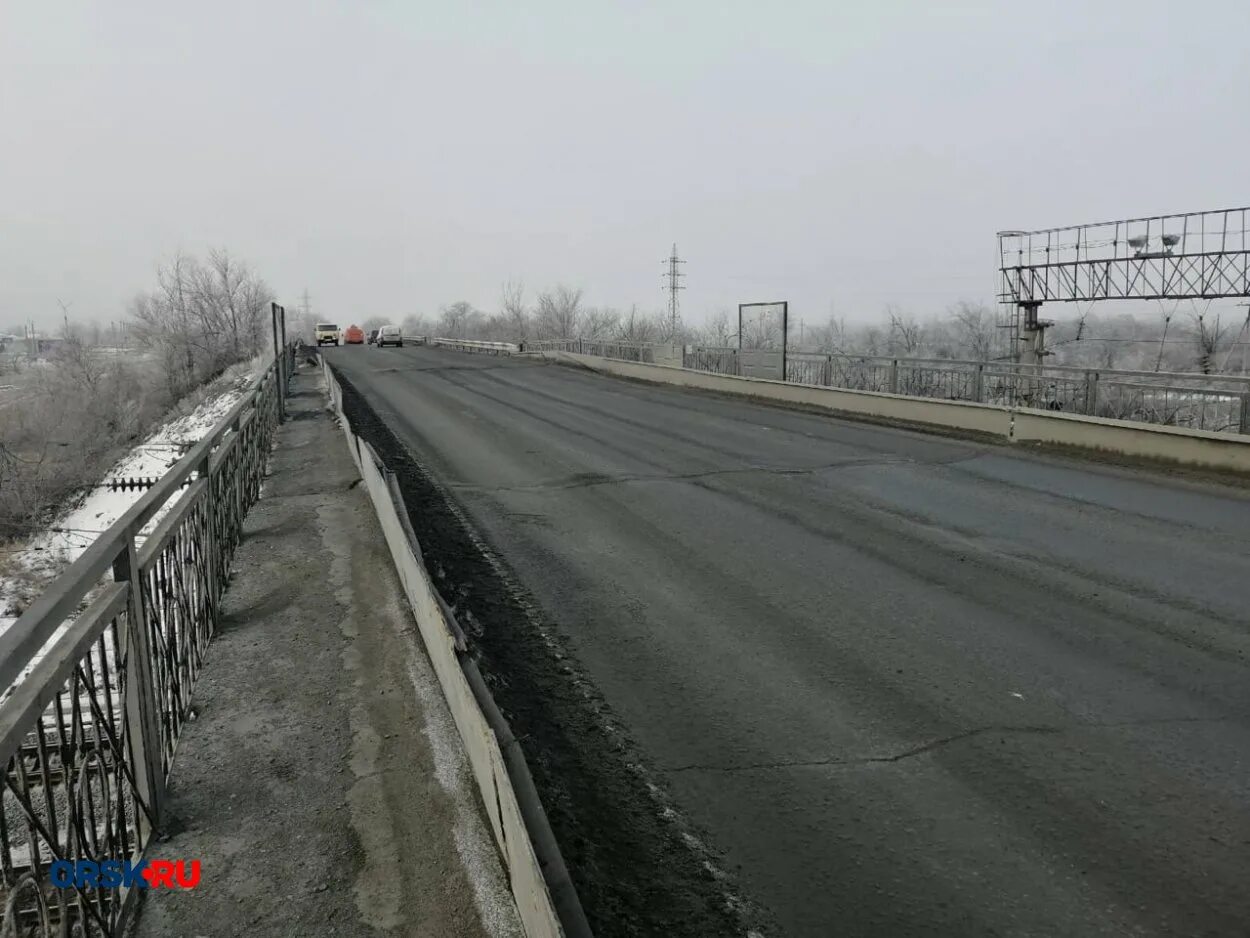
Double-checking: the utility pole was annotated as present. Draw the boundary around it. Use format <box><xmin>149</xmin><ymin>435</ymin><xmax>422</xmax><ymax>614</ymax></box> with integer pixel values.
<box><xmin>1017</xmin><ymin>301</ymin><xmax>1049</xmax><ymax>368</ymax></box>
<box><xmin>1154</xmin><ymin>313</ymin><xmax>1172</xmax><ymax>373</ymax></box>
<box><xmin>1243</xmin><ymin>305</ymin><xmax>1249</xmax><ymax>377</ymax></box>
<box><xmin>57</xmin><ymin>299</ymin><xmax>72</xmax><ymax>339</ymax></box>
<box><xmin>1227</xmin><ymin>302</ymin><xmax>1250</xmax><ymax>375</ymax></box>
<box><xmin>300</xmin><ymin>289</ymin><xmax>312</xmax><ymax>321</ymax></box>
<box><xmin>661</xmin><ymin>243</ymin><xmax>685</xmax><ymax>339</ymax></box>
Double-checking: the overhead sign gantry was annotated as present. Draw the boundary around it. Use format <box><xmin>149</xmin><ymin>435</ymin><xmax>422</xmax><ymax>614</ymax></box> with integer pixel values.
<box><xmin>997</xmin><ymin>206</ymin><xmax>1250</xmax><ymax>362</ymax></box>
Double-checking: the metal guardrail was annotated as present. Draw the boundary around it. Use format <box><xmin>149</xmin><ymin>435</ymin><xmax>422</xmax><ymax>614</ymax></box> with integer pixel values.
<box><xmin>671</xmin><ymin>347</ymin><xmax>1250</xmax><ymax>435</ymax></box>
<box><xmin>529</xmin><ymin>339</ymin><xmax>661</xmax><ymax>363</ymax></box>
<box><xmin>430</xmin><ymin>338</ymin><xmax>520</xmax><ymax>355</ymax></box>
<box><xmin>0</xmin><ymin>345</ymin><xmax>293</xmax><ymax>936</ymax></box>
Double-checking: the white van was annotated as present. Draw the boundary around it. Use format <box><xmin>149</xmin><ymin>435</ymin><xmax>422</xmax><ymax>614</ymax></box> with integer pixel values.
<box><xmin>376</xmin><ymin>324</ymin><xmax>403</xmax><ymax>348</ymax></box>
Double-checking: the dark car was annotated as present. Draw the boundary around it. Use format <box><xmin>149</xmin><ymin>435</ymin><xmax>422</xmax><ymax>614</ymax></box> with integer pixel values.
<box><xmin>368</xmin><ymin>329</ymin><xmax>379</xmax><ymax>345</ymax></box>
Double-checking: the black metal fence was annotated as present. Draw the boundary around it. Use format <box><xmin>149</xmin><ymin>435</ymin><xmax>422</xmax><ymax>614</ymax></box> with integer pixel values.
<box><xmin>0</xmin><ymin>345</ymin><xmax>292</xmax><ymax>936</ymax></box>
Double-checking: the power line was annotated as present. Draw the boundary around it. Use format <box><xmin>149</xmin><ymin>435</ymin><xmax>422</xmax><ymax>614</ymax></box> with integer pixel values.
<box><xmin>1051</xmin><ymin>335</ymin><xmax>1250</xmax><ymax>345</ymax></box>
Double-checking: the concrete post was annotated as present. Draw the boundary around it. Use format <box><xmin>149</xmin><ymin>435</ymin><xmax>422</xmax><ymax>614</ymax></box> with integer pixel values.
<box><xmin>1084</xmin><ymin>371</ymin><xmax>1101</xmax><ymax>416</ymax></box>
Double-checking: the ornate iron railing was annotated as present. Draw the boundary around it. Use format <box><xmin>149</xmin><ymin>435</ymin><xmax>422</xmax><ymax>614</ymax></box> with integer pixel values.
<box><xmin>0</xmin><ymin>346</ymin><xmax>290</xmax><ymax>936</ymax></box>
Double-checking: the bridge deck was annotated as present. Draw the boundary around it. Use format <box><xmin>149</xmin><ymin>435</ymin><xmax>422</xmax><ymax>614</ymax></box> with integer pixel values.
<box><xmin>330</xmin><ymin>345</ymin><xmax>1250</xmax><ymax>938</ymax></box>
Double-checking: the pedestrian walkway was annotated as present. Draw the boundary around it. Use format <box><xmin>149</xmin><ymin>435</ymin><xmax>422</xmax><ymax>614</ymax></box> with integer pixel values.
<box><xmin>132</xmin><ymin>368</ymin><xmax>522</xmax><ymax>938</ymax></box>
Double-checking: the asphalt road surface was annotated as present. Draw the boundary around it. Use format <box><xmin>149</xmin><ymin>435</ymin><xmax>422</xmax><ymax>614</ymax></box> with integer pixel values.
<box><xmin>329</xmin><ymin>345</ymin><xmax>1250</xmax><ymax>938</ymax></box>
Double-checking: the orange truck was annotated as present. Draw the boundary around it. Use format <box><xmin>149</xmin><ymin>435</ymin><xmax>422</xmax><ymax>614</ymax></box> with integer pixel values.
<box><xmin>343</xmin><ymin>324</ymin><xmax>365</xmax><ymax>345</ymax></box>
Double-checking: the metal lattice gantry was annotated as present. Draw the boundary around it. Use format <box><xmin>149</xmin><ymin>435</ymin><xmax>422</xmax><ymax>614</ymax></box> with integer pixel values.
<box><xmin>998</xmin><ymin>207</ymin><xmax>1250</xmax><ymax>306</ymax></box>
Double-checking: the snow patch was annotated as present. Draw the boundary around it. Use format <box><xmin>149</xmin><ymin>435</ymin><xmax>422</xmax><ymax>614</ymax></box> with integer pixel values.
<box><xmin>0</xmin><ymin>361</ymin><xmax>262</xmax><ymax>644</ymax></box>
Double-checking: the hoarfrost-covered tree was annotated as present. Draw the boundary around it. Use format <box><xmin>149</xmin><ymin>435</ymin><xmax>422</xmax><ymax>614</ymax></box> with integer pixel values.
<box><xmin>535</xmin><ymin>285</ymin><xmax>583</xmax><ymax>341</ymax></box>
<box><xmin>887</xmin><ymin>306</ymin><xmax>924</xmax><ymax>356</ymax></box>
<box><xmin>129</xmin><ymin>250</ymin><xmax>274</xmax><ymax>397</ymax></box>
<box><xmin>501</xmin><ymin>279</ymin><xmax>530</xmax><ymax>341</ymax></box>
<box><xmin>438</xmin><ymin>301</ymin><xmax>480</xmax><ymax>339</ymax></box>
<box><xmin>615</xmin><ymin>305</ymin><xmax>658</xmax><ymax>344</ymax></box>
<box><xmin>949</xmin><ymin>300</ymin><xmax>994</xmax><ymax>361</ymax></box>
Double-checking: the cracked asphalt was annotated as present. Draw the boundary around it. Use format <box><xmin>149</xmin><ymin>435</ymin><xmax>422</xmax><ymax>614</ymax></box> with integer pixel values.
<box><xmin>329</xmin><ymin>345</ymin><xmax>1250</xmax><ymax>937</ymax></box>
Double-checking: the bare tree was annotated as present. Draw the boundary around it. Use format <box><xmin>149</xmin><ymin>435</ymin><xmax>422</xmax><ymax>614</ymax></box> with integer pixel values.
<box><xmin>949</xmin><ymin>300</ymin><xmax>994</xmax><ymax>361</ymax></box>
<box><xmin>501</xmin><ymin>279</ymin><xmax>530</xmax><ymax>342</ymax></box>
<box><xmin>402</xmin><ymin>313</ymin><xmax>428</xmax><ymax>337</ymax></box>
<box><xmin>700</xmin><ymin>309</ymin><xmax>734</xmax><ymax>346</ymax></box>
<box><xmin>615</xmin><ymin>305</ymin><xmax>657</xmax><ymax>344</ymax></box>
<box><xmin>582</xmin><ymin>307</ymin><xmax>620</xmax><ymax>341</ymax></box>
<box><xmin>652</xmin><ymin>307</ymin><xmax>687</xmax><ymax>343</ymax></box>
<box><xmin>886</xmin><ymin>305</ymin><xmax>923</xmax><ymax>356</ymax></box>
<box><xmin>806</xmin><ymin>315</ymin><xmax>848</xmax><ymax>354</ymax></box>
<box><xmin>196</xmin><ymin>249</ymin><xmax>252</xmax><ymax>359</ymax></box>
<box><xmin>438</xmin><ymin>301</ymin><xmax>478</xmax><ymax>339</ymax></box>
<box><xmin>740</xmin><ymin>307</ymin><xmax>784</xmax><ymax>350</ymax></box>
<box><xmin>535</xmin><ymin>285</ymin><xmax>583</xmax><ymax>341</ymax></box>
<box><xmin>130</xmin><ymin>250</ymin><xmax>274</xmax><ymax>396</ymax></box>
<box><xmin>860</xmin><ymin>325</ymin><xmax>885</xmax><ymax>356</ymax></box>
<box><xmin>54</xmin><ymin>320</ymin><xmax>104</xmax><ymax>393</ymax></box>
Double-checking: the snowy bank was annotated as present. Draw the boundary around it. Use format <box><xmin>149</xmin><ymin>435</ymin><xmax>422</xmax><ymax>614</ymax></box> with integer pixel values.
<box><xmin>0</xmin><ymin>356</ymin><xmax>264</xmax><ymax>630</ymax></box>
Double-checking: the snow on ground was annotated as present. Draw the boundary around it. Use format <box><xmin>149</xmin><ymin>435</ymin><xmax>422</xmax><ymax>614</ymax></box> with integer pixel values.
<box><xmin>0</xmin><ymin>357</ymin><xmax>264</xmax><ymax>633</ymax></box>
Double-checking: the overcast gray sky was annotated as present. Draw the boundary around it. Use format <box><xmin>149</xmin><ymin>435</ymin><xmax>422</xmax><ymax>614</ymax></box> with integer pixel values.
<box><xmin>2</xmin><ymin>1</ymin><xmax>1245</xmax><ymax>330</ymax></box>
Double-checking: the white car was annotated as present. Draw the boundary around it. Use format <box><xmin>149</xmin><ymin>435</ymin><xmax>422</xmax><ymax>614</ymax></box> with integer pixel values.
<box><xmin>376</xmin><ymin>325</ymin><xmax>403</xmax><ymax>348</ymax></box>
